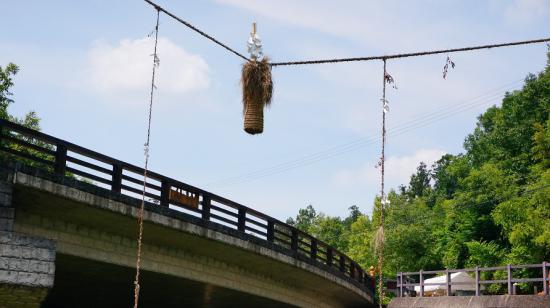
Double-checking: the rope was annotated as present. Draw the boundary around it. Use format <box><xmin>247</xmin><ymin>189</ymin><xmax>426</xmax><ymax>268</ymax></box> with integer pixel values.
<box><xmin>142</xmin><ymin>0</ymin><xmax>547</xmax><ymax>67</ymax></box>
<box><xmin>143</xmin><ymin>0</ymin><xmax>250</xmax><ymax>62</ymax></box>
<box><xmin>133</xmin><ymin>8</ymin><xmax>160</xmax><ymax>308</ymax></box>
<box><xmin>270</xmin><ymin>38</ymin><xmax>550</xmax><ymax>66</ymax></box>
<box><xmin>377</xmin><ymin>59</ymin><xmax>387</xmax><ymax>308</ymax></box>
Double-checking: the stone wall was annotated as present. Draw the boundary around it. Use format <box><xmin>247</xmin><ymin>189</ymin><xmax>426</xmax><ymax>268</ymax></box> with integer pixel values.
<box><xmin>389</xmin><ymin>295</ymin><xmax>550</xmax><ymax>308</ymax></box>
<box><xmin>0</xmin><ymin>176</ymin><xmax>55</xmax><ymax>308</ymax></box>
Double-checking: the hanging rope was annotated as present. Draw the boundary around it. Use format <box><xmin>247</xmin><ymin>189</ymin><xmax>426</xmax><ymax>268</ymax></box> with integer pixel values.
<box><xmin>133</xmin><ymin>8</ymin><xmax>160</xmax><ymax>308</ymax></box>
<box><xmin>376</xmin><ymin>59</ymin><xmax>388</xmax><ymax>308</ymax></box>
<box><xmin>270</xmin><ymin>37</ymin><xmax>550</xmax><ymax>66</ymax></box>
<box><xmin>143</xmin><ymin>0</ymin><xmax>250</xmax><ymax>62</ymax></box>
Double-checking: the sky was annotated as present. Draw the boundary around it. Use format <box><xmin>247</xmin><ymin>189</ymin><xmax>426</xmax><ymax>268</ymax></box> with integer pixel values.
<box><xmin>2</xmin><ymin>0</ymin><xmax>549</xmax><ymax>220</ymax></box>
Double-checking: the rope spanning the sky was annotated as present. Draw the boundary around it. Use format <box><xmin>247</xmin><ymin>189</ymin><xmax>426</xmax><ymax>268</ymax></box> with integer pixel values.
<box><xmin>270</xmin><ymin>38</ymin><xmax>550</xmax><ymax>66</ymax></box>
<box><xmin>142</xmin><ymin>1</ymin><xmax>549</xmax><ymax>66</ymax></box>
<box><xmin>143</xmin><ymin>0</ymin><xmax>250</xmax><ymax>61</ymax></box>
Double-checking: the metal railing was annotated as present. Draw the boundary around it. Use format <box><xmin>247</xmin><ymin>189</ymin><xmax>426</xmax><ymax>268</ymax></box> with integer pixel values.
<box><xmin>0</xmin><ymin>119</ymin><xmax>373</xmax><ymax>292</ymax></box>
<box><xmin>397</xmin><ymin>262</ymin><xmax>550</xmax><ymax>297</ymax></box>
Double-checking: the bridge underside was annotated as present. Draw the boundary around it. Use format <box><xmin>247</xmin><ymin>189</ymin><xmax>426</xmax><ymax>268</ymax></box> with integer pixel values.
<box><xmin>44</xmin><ymin>254</ymin><xmax>293</xmax><ymax>308</ymax></box>
<box><xmin>0</xmin><ymin>166</ymin><xmax>373</xmax><ymax>307</ymax></box>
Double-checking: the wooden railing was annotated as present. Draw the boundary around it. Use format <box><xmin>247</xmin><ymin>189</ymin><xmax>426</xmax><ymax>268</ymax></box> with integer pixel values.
<box><xmin>397</xmin><ymin>262</ymin><xmax>550</xmax><ymax>297</ymax></box>
<box><xmin>0</xmin><ymin>119</ymin><xmax>373</xmax><ymax>292</ymax></box>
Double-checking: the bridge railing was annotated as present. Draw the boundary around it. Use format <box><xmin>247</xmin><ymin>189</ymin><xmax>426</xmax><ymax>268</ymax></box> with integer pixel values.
<box><xmin>0</xmin><ymin>119</ymin><xmax>373</xmax><ymax>291</ymax></box>
<box><xmin>397</xmin><ymin>262</ymin><xmax>550</xmax><ymax>297</ymax></box>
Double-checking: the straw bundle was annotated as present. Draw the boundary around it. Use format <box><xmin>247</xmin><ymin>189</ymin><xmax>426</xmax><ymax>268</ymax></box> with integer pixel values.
<box><xmin>374</xmin><ymin>225</ymin><xmax>385</xmax><ymax>255</ymax></box>
<box><xmin>241</xmin><ymin>57</ymin><xmax>273</xmax><ymax>135</ymax></box>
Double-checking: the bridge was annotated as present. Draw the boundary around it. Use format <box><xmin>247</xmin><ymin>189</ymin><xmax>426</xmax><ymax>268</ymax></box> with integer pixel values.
<box><xmin>0</xmin><ymin>119</ymin><xmax>375</xmax><ymax>307</ymax></box>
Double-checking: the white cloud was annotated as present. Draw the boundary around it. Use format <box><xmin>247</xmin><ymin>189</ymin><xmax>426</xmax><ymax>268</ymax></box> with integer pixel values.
<box><xmin>87</xmin><ymin>37</ymin><xmax>209</xmax><ymax>98</ymax></box>
<box><xmin>333</xmin><ymin>148</ymin><xmax>446</xmax><ymax>190</ymax></box>
<box><xmin>504</xmin><ymin>0</ymin><xmax>550</xmax><ymax>23</ymax></box>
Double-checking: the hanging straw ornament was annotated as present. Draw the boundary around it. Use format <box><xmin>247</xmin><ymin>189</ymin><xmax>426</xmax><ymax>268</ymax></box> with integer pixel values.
<box><xmin>241</xmin><ymin>23</ymin><xmax>273</xmax><ymax>135</ymax></box>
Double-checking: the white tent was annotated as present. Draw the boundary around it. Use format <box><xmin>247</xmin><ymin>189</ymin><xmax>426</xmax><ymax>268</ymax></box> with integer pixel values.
<box><xmin>414</xmin><ymin>271</ymin><xmax>485</xmax><ymax>293</ymax></box>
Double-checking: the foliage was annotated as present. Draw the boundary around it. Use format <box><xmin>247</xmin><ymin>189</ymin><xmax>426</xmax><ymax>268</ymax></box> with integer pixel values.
<box><xmin>0</xmin><ymin>63</ymin><xmax>19</xmax><ymax>120</ymax></box>
<box><xmin>0</xmin><ymin>63</ymin><xmax>51</xmax><ymax>169</ymax></box>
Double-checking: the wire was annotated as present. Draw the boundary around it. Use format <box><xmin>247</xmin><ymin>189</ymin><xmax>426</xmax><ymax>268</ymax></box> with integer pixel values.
<box><xmin>208</xmin><ymin>80</ymin><xmax>522</xmax><ymax>186</ymax></box>
<box><xmin>271</xmin><ymin>38</ymin><xmax>550</xmax><ymax>66</ymax></box>
<box><xmin>133</xmin><ymin>8</ymin><xmax>160</xmax><ymax>308</ymax></box>
<box><xmin>143</xmin><ymin>0</ymin><xmax>250</xmax><ymax>62</ymax></box>
<box><xmin>214</xmin><ymin>94</ymin><xmax>507</xmax><ymax>186</ymax></box>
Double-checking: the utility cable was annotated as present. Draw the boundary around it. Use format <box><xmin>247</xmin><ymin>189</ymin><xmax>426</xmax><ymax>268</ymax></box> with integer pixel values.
<box><xmin>215</xmin><ymin>94</ymin><xmax>508</xmax><ymax>186</ymax></box>
<box><xmin>209</xmin><ymin>80</ymin><xmax>522</xmax><ymax>186</ymax></box>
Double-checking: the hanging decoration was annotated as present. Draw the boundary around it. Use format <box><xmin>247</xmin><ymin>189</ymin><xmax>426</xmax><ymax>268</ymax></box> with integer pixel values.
<box><xmin>443</xmin><ymin>56</ymin><xmax>456</xmax><ymax>79</ymax></box>
<box><xmin>241</xmin><ymin>23</ymin><xmax>273</xmax><ymax>135</ymax></box>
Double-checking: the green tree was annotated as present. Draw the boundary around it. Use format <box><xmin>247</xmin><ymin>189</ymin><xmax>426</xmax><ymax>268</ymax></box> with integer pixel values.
<box><xmin>407</xmin><ymin>162</ymin><xmax>432</xmax><ymax>198</ymax></box>
<box><xmin>0</xmin><ymin>63</ymin><xmax>19</xmax><ymax>120</ymax></box>
<box><xmin>0</xmin><ymin>63</ymin><xmax>51</xmax><ymax>170</ymax></box>
<box><xmin>286</xmin><ymin>204</ymin><xmax>317</xmax><ymax>232</ymax></box>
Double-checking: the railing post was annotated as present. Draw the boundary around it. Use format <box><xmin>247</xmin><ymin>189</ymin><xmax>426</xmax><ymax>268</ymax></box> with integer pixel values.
<box><xmin>160</xmin><ymin>180</ymin><xmax>170</xmax><ymax>207</ymax></box>
<box><xmin>475</xmin><ymin>266</ymin><xmax>480</xmax><ymax>296</ymax></box>
<box><xmin>543</xmin><ymin>261</ymin><xmax>548</xmax><ymax>295</ymax></box>
<box><xmin>111</xmin><ymin>164</ymin><xmax>122</xmax><ymax>192</ymax></box>
<box><xmin>446</xmin><ymin>269</ymin><xmax>451</xmax><ymax>296</ymax></box>
<box><xmin>419</xmin><ymin>270</ymin><xmax>424</xmax><ymax>297</ymax></box>
<box><xmin>310</xmin><ymin>238</ymin><xmax>317</xmax><ymax>260</ymax></box>
<box><xmin>266</xmin><ymin>220</ymin><xmax>274</xmax><ymax>242</ymax></box>
<box><xmin>397</xmin><ymin>272</ymin><xmax>403</xmax><ymax>297</ymax></box>
<box><xmin>326</xmin><ymin>247</ymin><xmax>333</xmax><ymax>267</ymax></box>
<box><xmin>201</xmin><ymin>195</ymin><xmax>211</xmax><ymax>221</ymax></box>
<box><xmin>339</xmin><ymin>255</ymin><xmax>345</xmax><ymax>273</ymax></box>
<box><xmin>54</xmin><ymin>144</ymin><xmax>67</xmax><ymax>176</ymax></box>
<box><xmin>506</xmin><ymin>264</ymin><xmax>514</xmax><ymax>295</ymax></box>
<box><xmin>290</xmin><ymin>228</ymin><xmax>298</xmax><ymax>251</ymax></box>
<box><xmin>350</xmin><ymin>262</ymin><xmax>355</xmax><ymax>278</ymax></box>
<box><xmin>238</xmin><ymin>207</ymin><xmax>246</xmax><ymax>232</ymax></box>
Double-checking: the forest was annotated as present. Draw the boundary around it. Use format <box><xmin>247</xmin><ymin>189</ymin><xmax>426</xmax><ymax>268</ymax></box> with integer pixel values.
<box><xmin>286</xmin><ymin>52</ymin><xmax>549</xmax><ymax>289</ymax></box>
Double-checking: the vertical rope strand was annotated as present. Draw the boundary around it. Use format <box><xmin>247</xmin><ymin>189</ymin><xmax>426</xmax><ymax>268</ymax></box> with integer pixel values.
<box><xmin>378</xmin><ymin>58</ymin><xmax>387</xmax><ymax>308</ymax></box>
<box><xmin>133</xmin><ymin>8</ymin><xmax>160</xmax><ymax>308</ymax></box>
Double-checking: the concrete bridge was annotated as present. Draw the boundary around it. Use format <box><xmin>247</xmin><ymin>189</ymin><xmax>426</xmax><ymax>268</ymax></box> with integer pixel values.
<box><xmin>0</xmin><ymin>119</ymin><xmax>375</xmax><ymax>307</ymax></box>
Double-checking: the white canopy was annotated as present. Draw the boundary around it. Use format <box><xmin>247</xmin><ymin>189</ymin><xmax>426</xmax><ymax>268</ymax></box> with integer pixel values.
<box><xmin>414</xmin><ymin>271</ymin><xmax>484</xmax><ymax>292</ymax></box>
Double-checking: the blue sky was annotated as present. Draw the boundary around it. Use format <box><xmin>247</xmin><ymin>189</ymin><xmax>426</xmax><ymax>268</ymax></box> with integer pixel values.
<box><xmin>2</xmin><ymin>0</ymin><xmax>549</xmax><ymax>220</ymax></box>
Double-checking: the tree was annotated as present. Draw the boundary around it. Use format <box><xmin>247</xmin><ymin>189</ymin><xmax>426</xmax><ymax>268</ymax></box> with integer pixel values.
<box><xmin>343</xmin><ymin>205</ymin><xmax>361</xmax><ymax>228</ymax></box>
<box><xmin>0</xmin><ymin>63</ymin><xmax>19</xmax><ymax>120</ymax></box>
<box><xmin>286</xmin><ymin>204</ymin><xmax>317</xmax><ymax>232</ymax></box>
<box><xmin>0</xmin><ymin>63</ymin><xmax>50</xmax><ymax>170</ymax></box>
<box><xmin>407</xmin><ymin>162</ymin><xmax>432</xmax><ymax>198</ymax></box>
